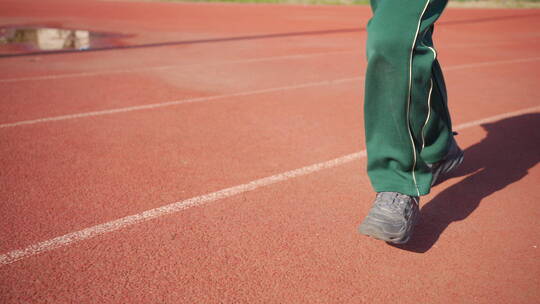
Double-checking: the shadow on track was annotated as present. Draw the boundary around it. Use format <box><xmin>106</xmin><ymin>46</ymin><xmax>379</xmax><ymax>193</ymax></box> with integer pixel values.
<box><xmin>392</xmin><ymin>113</ymin><xmax>540</xmax><ymax>253</ymax></box>
<box><xmin>1</xmin><ymin>13</ymin><xmax>538</xmax><ymax>58</ymax></box>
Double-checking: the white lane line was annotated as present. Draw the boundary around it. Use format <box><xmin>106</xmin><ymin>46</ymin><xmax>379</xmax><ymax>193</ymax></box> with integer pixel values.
<box><xmin>0</xmin><ymin>151</ymin><xmax>365</xmax><ymax>267</ymax></box>
<box><xmin>444</xmin><ymin>56</ymin><xmax>540</xmax><ymax>71</ymax></box>
<box><xmin>454</xmin><ymin>106</ymin><xmax>540</xmax><ymax>131</ymax></box>
<box><xmin>1</xmin><ymin>39</ymin><xmax>536</xmax><ymax>84</ymax></box>
<box><xmin>1</xmin><ymin>56</ymin><xmax>539</xmax><ymax>129</ymax></box>
<box><xmin>0</xmin><ymin>76</ymin><xmax>362</xmax><ymax>129</ymax></box>
<box><xmin>1</xmin><ymin>105</ymin><xmax>539</xmax><ymax>266</ymax></box>
<box><xmin>0</xmin><ymin>50</ymin><xmax>356</xmax><ymax>83</ymax></box>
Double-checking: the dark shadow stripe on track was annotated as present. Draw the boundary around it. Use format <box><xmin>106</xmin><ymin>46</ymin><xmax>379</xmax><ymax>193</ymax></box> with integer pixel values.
<box><xmin>1</xmin><ymin>13</ymin><xmax>538</xmax><ymax>58</ymax></box>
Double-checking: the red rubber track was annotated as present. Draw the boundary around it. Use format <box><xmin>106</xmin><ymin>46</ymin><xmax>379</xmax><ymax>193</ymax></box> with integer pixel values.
<box><xmin>0</xmin><ymin>0</ymin><xmax>539</xmax><ymax>303</ymax></box>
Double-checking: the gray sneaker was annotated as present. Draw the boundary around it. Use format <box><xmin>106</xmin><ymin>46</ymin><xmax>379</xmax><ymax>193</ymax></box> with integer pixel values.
<box><xmin>428</xmin><ymin>137</ymin><xmax>464</xmax><ymax>186</ymax></box>
<box><xmin>358</xmin><ymin>192</ymin><xmax>420</xmax><ymax>244</ymax></box>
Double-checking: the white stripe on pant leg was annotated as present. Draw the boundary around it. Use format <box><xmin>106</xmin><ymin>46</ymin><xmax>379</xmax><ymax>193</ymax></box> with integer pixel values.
<box><xmin>406</xmin><ymin>0</ymin><xmax>432</xmax><ymax>196</ymax></box>
<box><xmin>420</xmin><ymin>43</ymin><xmax>438</xmax><ymax>151</ymax></box>
<box><xmin>421</xmin><ymin>79</ymin><xmax>434</xmax><ymax>151</ymax></box>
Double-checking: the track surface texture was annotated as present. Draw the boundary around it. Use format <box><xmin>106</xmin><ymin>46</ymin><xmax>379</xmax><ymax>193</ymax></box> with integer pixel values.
<box><xmin>1</xmin><ymin>0</ymin><xmax>539</xmax><ymax>303</ymax></box>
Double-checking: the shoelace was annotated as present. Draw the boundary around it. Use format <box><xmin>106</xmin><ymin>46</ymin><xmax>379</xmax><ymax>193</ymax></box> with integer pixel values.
<box><xmin>377</xmin><ymin>192</ymin><xmax>418</xmax><ymax>212</ymax></box>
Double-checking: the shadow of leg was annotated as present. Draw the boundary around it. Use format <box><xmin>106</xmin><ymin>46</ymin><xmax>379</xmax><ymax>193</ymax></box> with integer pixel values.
<box><xmin>391</xmin><ymin>113</ymin><xmax>540</xmax><ymax>253</ymax></box>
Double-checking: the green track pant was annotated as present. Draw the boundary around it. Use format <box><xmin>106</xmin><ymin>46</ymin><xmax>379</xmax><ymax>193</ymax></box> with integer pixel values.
<box><xmin>364</xmin><ymin>0</ymin><xmax>453</xmax><ymax>196</ymax></box>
